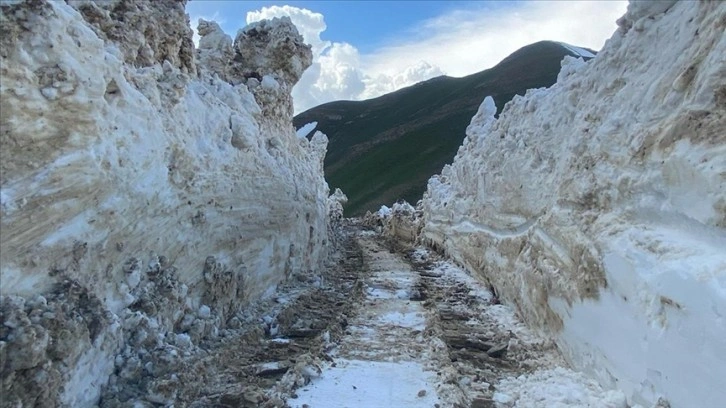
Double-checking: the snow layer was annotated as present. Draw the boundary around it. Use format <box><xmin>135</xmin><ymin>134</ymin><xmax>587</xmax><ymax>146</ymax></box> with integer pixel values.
<box><xmin>420</xmin><ymin>1</ymin><xmax>726</xmax><ymax>407</ymax></box>
<box><xmin>493</xmin><ymin>367</ymin><xmax>627</xmax><ymax>408</ymax></box>
<box><xmin>290</xmin><ymin>359</ymin><xmax>441</xmax><ymax>408</ymax></box>
<box><xmin>0</xmin><ymin>1</ymin><xmax>331</xmax><ymax>406</ymax></box>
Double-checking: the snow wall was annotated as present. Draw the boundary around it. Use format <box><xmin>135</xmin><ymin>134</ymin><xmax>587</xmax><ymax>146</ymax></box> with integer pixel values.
<box><xmin>0</xmin><ymin>1</ymin><xmax>337</xmax><ymax>405</ymax></box>
<box><xmin>420</xmin><ymin>1</ymin><xmax>726</xmax><ymax>407</ymax></box>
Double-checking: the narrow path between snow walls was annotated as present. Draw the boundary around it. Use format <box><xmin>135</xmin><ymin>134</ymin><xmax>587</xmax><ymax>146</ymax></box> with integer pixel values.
<box><xmin>289</xmin><ymin>228</ymin><xmax>626</xmax><ymax>408</ymax></box>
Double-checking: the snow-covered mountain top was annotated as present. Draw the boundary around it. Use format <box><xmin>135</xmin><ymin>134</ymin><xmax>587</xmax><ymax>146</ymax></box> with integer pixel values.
<box><xmin>556</xmin><ymin>42</ymin><xmax>596</xmax><ymax>58</ymax></box>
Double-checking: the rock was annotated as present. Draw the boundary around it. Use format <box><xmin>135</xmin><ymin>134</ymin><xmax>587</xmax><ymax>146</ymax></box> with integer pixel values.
<box><xmin>444</xmin><ymin>334</ymin><xmax>493</xmax><ymax>352</ymax></box>
<box><xmin>219</xmin><ymin>392</ymin><xmax>245</xmax><ymax>406</ymax></box>
<box><xmin>486</xmin><ymin>343</ymin><xmax>508</xmax><ymax>359</ymax></box>
<box><xmin>286</xmin><ymin>328</ymin><xmax>321</xmax><ymax>338</ymax></box>
<box><xmin>471</xmin><ymin>397</ymin><xmax>496</xmax><ymax>408</ymax></box>
<box><xmin>439</xmin><ymin>309</ymin><xmax>470</xmax><ymax>321</ymax></box>
<box><xmin>254</xmin><ymin>361</ymin><xmax>291</xmax><ymax>377</ymax></box>
<box><xmin>653</xmin><ymin>397</ymin><xmax>672</xmax><ymax>408</ymax></box>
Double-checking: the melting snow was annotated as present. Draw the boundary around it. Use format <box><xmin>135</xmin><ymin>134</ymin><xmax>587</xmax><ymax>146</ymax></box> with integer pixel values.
<box><xmin>494</xmin><ymin>367</ymin><xmax>628</xmax><ymax>408</ymax></box>
<box><xmin>377</xmin><ymin>310</ymin><xmax>426</xmax><ymax>330</ymax></box>
<box><xmin>289</xmin><ymin>359</ymin><xmax>441</xmax><ymax>408</ymax></box>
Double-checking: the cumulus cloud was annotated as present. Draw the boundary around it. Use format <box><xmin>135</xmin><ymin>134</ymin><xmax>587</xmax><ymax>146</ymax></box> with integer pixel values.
<box><xmin>241</xmin><ymin>2</ymin><xmax>627</xmax><ymax>113</ymax></box>
<box><xmin>363</xmin><ymin>1</ymin><xmax>628</xmax><ymax>78</ymax></box>
<box><xmin>247</xmin><ymin>6</ymin><xmax>375</xmax><ymax>113</ymax></box>
<box><xmin>361</xmin><ymin>61</ymin><xmax>445</xmax><ymax>100</ymax></box>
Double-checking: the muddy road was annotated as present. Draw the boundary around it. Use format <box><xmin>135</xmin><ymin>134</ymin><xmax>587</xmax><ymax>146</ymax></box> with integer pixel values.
<box><xmin>101</xmin><ymin>224</ymin><xmax>625</xmax><ymax>407</ymax></box>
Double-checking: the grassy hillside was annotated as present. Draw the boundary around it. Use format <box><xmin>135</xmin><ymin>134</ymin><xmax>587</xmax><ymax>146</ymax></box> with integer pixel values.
<box><xmin>294</xmin><ymin>41</ymin><xmax>595</xmax><ymax>216</ymax></box>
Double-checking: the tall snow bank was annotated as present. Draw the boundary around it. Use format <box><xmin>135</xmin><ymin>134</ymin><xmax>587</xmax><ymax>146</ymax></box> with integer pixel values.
<box><xmin>0</xmin><ymin>1</ymin><xmax>330</xmax><ymax>406</ymax></box>
<box><xmin>421</xmin><ymin>1</ymin><xmax>726</xmax><ymax>407</ymax></box>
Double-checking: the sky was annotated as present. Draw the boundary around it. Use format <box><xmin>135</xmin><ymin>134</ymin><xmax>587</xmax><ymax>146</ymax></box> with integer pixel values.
<box><xmin>186</xmin><ymin>1</ymin><xmax>628</xmax><ymax>114</ymax></box>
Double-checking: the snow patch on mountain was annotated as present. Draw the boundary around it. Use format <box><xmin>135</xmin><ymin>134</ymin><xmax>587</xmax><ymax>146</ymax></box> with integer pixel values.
<box><xmin>419</xmin><ymin>1</ymin><xmax>726</xmax><ymax>407</ymax></box>
<box><xmin>556</xmin><ymin>42</ymin><xmax>596</xmax><ymax>59</ymax></box>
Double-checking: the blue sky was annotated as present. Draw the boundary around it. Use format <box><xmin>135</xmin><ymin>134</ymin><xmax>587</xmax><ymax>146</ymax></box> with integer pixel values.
<box><xmin>186</xmin><ymin>1</ymin><xmax>505</xmax><ymax>53</ymax></box>
<box><xmin>186</xmin><ymin>1</ymin><xmax>627</xmax><ymax>113</ymax></box>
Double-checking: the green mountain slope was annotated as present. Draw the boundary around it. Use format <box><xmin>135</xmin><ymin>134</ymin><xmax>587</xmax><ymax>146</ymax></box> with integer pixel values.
<box><xmin>293</xmin><ymin>41</ymin><xmax>596</xmax><ymax>216</ymax></box>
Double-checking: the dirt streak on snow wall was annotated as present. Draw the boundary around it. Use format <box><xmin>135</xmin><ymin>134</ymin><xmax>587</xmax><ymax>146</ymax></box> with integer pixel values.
<box><xmin>420</xmin><ymin>1</ymin><xmax>726</xmax><ymax>407</ymax></box>
<box><xmin>0</xmin><ymin>1</ymin><xmax>334</xmax><ymax>406</ymax></box>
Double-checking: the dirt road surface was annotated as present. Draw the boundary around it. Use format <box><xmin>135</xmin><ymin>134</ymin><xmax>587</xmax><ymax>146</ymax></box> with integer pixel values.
<box><xmin>101</xmin><ymin>224</ymin><xmax>626</xmax><ymax>407</ymax></box>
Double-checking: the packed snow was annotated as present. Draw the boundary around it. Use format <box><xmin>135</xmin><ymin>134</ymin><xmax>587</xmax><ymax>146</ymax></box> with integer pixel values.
<box><xmin>420</xmin><ymin>1</ymin><xmax>726</xmax><ymax>407</ymax></box>
<box><xmin>0</xmin><ymin>1</ymin><xmax>332</xmax><ymax>406</ymax></box>
<box><xmin>493</xmin><ymin>367</ymin><xmax>627</xmax><ymax>408</ymax></box>
<box><xmin>290</xmin><ymin>360</ymin><xmax>441</xmax><ymax>408</ymax></box>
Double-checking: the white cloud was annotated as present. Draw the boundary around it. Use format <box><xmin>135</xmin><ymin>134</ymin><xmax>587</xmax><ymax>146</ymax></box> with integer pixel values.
<box><xmin>363</xmin><ymin>1</ymin><xmax>628</xmax><ymax>78</ymax></box>
<box><xmin>238</xmin><ymin>2</ymin><xmax>628</xmax><ymax>113</ymax></box>
<box><xmin>246</xmin><ymin>6</ymin><xmax>372</xmax><ymax>113</ymax></box>
<box><xmin>361</xmin><ymin>61</ymin><xmax>445</xmax><ymax>100</ymax></box>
